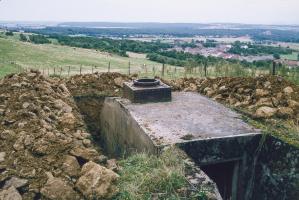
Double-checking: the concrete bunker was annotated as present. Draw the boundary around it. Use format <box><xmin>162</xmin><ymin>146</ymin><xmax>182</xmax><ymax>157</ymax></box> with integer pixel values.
<box><xmin>71</xmin><ymin>78</ymin><xmax>299</xmax><ymax>200</ymax></box>
<box><xmin>98</xmin><ymin>79</ymin><xmax>261</xmax><ymax>200</ymax></box>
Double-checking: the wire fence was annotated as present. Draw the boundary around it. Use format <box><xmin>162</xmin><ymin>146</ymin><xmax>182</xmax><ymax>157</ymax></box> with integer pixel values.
<box><xmin>1</xmin><ymin>60</ymin><xmax>299</xmax><ymax>84</ymax></box>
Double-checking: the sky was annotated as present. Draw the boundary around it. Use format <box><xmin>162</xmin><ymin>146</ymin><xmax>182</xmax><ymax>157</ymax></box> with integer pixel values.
<box><xmin>0</xmin><ymin>0</ymin><xmax>298</xmax><ymax>25</ymax></box>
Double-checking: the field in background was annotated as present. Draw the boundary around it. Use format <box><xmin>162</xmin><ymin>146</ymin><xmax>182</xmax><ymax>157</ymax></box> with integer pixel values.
<box><xmin>0</xmin><ymin>35</ymin><xmax>298</xmax><ymax>84</ymax></box>
<box><xmin>281</xmin><ymin>52</ymin><xmax>299</xmax><ymax>61</ymax></box>
<box><xmin>0</xmin><ymin>36</ymin><xmax>171</xmax><ymax>77</ymax></box>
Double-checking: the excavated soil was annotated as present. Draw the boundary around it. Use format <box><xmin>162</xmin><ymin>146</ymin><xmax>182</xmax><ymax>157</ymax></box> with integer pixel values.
<box><xmin>0</xmin><ymin>71</ymin><xmax>119</xmax><ymax>200</ymax></box>
<box><xmin>163</xmin><ymin>75</ymin><xmax>299</xmax><ymax>121</ymax></box>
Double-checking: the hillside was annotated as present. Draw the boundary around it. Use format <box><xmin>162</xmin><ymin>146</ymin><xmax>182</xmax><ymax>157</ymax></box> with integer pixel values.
<box><xmin>0</xmin><ymin>35</ymin><xmax>167</xmax><ymax>78</ymax></box>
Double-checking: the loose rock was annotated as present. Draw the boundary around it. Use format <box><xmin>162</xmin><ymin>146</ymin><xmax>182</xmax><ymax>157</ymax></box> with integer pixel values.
<box><xmin>76</xmin><ymin>161</ymin><xmax>119</xmax><ymax>199</ymax></box>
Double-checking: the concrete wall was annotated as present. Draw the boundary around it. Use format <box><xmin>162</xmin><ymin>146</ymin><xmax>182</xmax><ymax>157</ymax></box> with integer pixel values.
<box><xmin>100</xmin><ymin>97</ymin><xmax>158</xmax><ymax>157</ymax></box>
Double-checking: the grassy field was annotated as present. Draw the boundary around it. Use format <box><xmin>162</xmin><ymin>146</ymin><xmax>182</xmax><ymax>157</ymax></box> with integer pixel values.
<box><xmin>281</xmin><ymin>52</ymin><xmax>299</xmax><ymax>61</ymax></box>
<box><xmin>0</xmin><ymin>33</ymin><xmax>298</xmax><ymax>84</ymax></box>
<box><xmin>0</xmin><ymin>33</ymin><xmax>171</xmax><ymax>78</ymax></box>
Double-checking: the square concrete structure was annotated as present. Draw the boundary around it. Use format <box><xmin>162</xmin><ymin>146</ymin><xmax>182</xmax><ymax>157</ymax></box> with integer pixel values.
<box><xmin>100</xmin><ymin>92</ymin><xmax>260</xmax><ymax>161</ymax></box>
<box><xmin>123</xmin><ymin>81</ymin><xmax>171</xmax><ymax>103</ymax></box>
<box><xmin>100</xmin><ymin>92</ymin><xmax>261</xmax><ymax>200</ymax></box>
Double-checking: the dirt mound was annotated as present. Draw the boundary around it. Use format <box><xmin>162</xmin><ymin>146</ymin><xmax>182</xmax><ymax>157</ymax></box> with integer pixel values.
<box><xmin>164</xmin><ymin>75</ymin><xmax>299</xmax><ymax>120</ymax></box>
<box><xmin>66</xmin><ymin>72</ymin><xmax>131</xmax><ymax>96</ymax></box>
<box><xmin>0</xmin><ymin>71</ymin><xmax>118</xmax><ymax>199</ymax></box>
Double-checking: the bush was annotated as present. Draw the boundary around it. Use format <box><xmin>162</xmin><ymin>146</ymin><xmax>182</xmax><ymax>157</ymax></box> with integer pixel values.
<box><xmin>29</xmin><ymin>34</ymin><xmax>51</xmax><ymax>44</ymax></box>
<box><xmin>5</xmin><ymin>31</ymin><xmax>14</xmax><ymax>36</ymax></box>
<box><xmin>19</xmin><ymin>33</ymin><xmax>28</xmax><ymax>42</ymax></box>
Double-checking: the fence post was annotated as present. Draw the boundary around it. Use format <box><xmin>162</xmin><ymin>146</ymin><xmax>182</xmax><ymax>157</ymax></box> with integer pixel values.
<box><xmin>68</xmin><ymin>66</ymin><xmax>71</xmax><ymax>77</ymax></box>
<box><xmin>204</xmin><ymin>62</ymin><xmax>207</xmax><ymax>77</ymax></box>
<box><xmin>108</xmin><ymin>62</ymin><xmax>111</xmax><ymax>72</ymax></box>
<box><xmin>60</xmin><ymin>67</ymin><xmax>62</xmax><ymax>76</ymax></box>
<box><xmin>80</xmin><ymin>65</ymin><xmax>82</xmax><ymax>75</ymax></box>
<box><xmin>272</xmin><ymin>61</ymin><xmax>276</xmax><ymax>75</ymax></box>
<box><xmin>162</xmin><ymin>63</ymin><xmax>165</xmax><ymax>77</ymax></box>
<box><xmin>128</xmin><ymin>61</ymin><xmax>131</xmax><ymax>75</ymax></box>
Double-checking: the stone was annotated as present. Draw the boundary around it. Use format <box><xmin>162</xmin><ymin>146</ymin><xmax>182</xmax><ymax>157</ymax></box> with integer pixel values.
<box><xmin>264</xmin><ymin>81</ymin><xmax>271</xmax><ymax>89</ymax></box>
<box><xmin>75</xmin><ymin>161</ymin><xmax>119</xmax><ymax>199</ymax></box>
<box><xmin>3</xmin><ymin>177</ymin><xmax>28</xmax><ymax>189</ymax></box>
<box><xmin>61</xmin><ymin>156</ymin><xmax>80</xmax><ymax>177</ymax></box>
<box><xmin>22</xmin><ymin>102</ymin><xmax>30</xmax><ymax>109</ymax></box>
<box><xmin>114</xmin><ymin>77</ymin><xmax>125</xmax><ymax>87</ymax></box>
<box><xmin>58</xmin><ymin>84</ymin><xmax>71</xmax><ymax>97</ymax></box>
<box><xmin>41</xmin><ymin>174</ymin><xmax>78</xmax><ymax>200</ymax></box>
<box><xmin>0</xmin><ymin>130</ymin><xmax>15</xmax><ymax>139</ymax></box>
<box><xmin>283</xmin><ymin>86</ymin><xmax>294</xmax><ymax>95</ymax></box>
<box><xmin>53</xmin><ymin>99</ymin><xmax>72</xmax><ymax>113</ymax></box>
<box><xmin>277</xmin><ymin>107</ymin><xmax>294</xmax><ymax>118</ymax></box>
<box><xmin>70</xmin><ymin>146</ymin><xmax>100</xmax><ymax>162</ymax></box>
<box><xmin>32</xmin><ymin>138</ymin><xmax>50</xmax><ymax>155</ymax></box>
<box><xmin>255</xmin><ymin>98</ymin><xmax>273</xmax><ymax>107</ymax></box>
<box><xmin>0</xmin><ymin>186</ymin><xmax>22</xmax><ymax>200</ymax></box>
<box><xmin>82</xmin><ymin>139</ymin><xmax>91</xmax><ymax>147</ymax></box>
<box><xmin>0</xmin><ymin>152</ymin><xmax>5</xmax><ymax>162</ymax></box>
<box><xmin>13</xmin><ymin>137</ymin><xmax>25</xmax><ymax>151</ymax></box>
<box><xmin>106</xmin><ymin>159</ymin><xmax>119</xmax><ymax>172</ymax></box>
<box><xmin>255</xmin><ymin>106</ymin><xmax>277</xmax><ymax>118</ymax></box>
<box><xmin>255</xmin><ymin>89</ymin><xmax>269</xmax><ymax>97</ymax></box>
<box><xmin>218</xmin><ymin>86</ymin><xmax>227</xmax><ymax>93</ymax></box>
<box><xmin>288</xmin><ymin>100</ymin><xmax>299</xmax><ymax>111</ymax></box>
<box><xmin>59</xmin><ymin>113</ymin><xmax>76</xmax><ymax>127</ymax></box>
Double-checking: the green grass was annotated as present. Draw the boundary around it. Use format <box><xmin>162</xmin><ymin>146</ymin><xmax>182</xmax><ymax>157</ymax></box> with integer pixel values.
<box><xmin>0</xmin><ymin>35</ymin><xmax>170</xmax><ymax>77</ymax></box>
<box><xmin>281</xmin><ymin>52</ymin><xmax>299</xmax><ymax>61</ymax></box>
<box><xmin>114</xmin><ymin>148</ymin><xmax>208</xmax><ymax>200</ymax></box>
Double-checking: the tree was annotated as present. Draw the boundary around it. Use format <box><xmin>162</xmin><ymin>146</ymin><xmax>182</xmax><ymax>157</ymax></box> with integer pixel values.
<box><xmin>273</xmin><ymin>53</ymin><xmax>280</xmax><ymax>60</ymax></box>
<box><xmin>29</xmin><ymin>34</ymin><xmax>51</xmax><ymax>44</ymax></box>
<box><xmin>19</xmin><ymin>33</ymin><xmax>28</xmax><ymax>42</ymax></box>
<box><xmin>5</xmin><ymin>31</ymin><xmax>13</xmax><ymax>36</ymax></box>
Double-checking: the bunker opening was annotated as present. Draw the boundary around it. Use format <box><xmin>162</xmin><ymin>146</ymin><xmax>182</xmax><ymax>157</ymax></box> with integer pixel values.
<box><xmin>200</xmin><ymin>160</ymin><xmax>240</xmax><ymax>200</ymax></box>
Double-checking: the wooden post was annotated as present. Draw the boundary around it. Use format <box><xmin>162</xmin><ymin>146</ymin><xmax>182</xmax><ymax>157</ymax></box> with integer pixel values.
<box><xmin>68</xmin><ymin>66</ymin><xmax>71</xmax><ymax>77</ymax></box>
<box><xmin>204</xmin><ymin>62</ymin><xmax>207</xmax><ymax>77</ymax></box>
<box><xmin>272</xmin><ymin>61</ymin><xmax>276</xmax><ymax>75</ymax></box>
<box><xmin>60</xmin><ymin>67</ymin><xmax>62</xmax><ymax>76</ymax></box>
<box><xmin>108</xmin><ymin>62</ymin><xmax>111</xmax><ymax>72</ymax></box>
<box><xmin>162</xmin><ymin>63</ymin><xmax>165</xmax><ymax>77</ymax></box>
<box><xmin>80</xmin><ymin>65</ymin><xmax>82</xmax><ymax>75</ymax></box>
<box><xmin>128</xmin><ymin>61</ymin><xmax>131</xmax><ymax>75</ymax></box>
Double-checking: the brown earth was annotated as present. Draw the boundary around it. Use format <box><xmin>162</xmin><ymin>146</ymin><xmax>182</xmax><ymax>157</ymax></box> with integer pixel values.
<box><xmin>163</xmin><ymin>75</ymin><xmax>299</xmax><ymax>121</ymax></box>
<box><xmin>0</xmin><ymin>71</ymin><xmax>119</xmax><ymax>200</ymax></box>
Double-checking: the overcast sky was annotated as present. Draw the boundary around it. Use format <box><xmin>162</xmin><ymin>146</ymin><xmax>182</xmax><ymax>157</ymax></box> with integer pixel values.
<box><xmin>0</xmin><ymin>0</ymin><xmax>298</xmax><ymax>25</ymax></box>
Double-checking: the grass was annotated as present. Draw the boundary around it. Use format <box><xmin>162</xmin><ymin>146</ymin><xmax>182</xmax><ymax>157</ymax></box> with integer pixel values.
<box><xmin>237</xmin><ymin>108</ymin><xmax>299</xmax><ymax>148</ymax></box>
<box><xmin>113</xmin><ymin>148</ymin><xmax>208</xmax><ymax>200</ymax></box>
<box><xmin>0</xmin><ymin>33</ymin><xmax>171</xmax><ymax>77</ymax></box>
<box><xmin>0</xmin><ymin>32</ymin><xmax>298</xmax><ymax>85</ymax></box>
<box><xmin>281</xmin><ymin>52</ymin><xmax>299</xmax><ymax>61</ymax></box>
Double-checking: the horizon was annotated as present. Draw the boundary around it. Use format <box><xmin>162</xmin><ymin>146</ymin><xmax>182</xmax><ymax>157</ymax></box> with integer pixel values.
<box><xmin>1</xmin><ymin>21</ymin><xmax>299</xmax><ymax>27</ymax></box>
